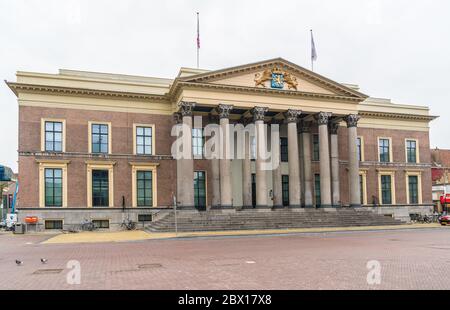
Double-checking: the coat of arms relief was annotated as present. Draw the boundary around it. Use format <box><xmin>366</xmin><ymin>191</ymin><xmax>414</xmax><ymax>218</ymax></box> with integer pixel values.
<box><xmin>254</xmin><ymin>67</ymin><xmax>298</xmax><ymax>90</ymax></box>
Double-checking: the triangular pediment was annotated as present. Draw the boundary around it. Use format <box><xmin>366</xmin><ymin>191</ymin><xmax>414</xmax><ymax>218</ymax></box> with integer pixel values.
<box><xmin>178</xmin><ymin>58</ymin><xmax>367</xmax><ymax>99</ymax></box>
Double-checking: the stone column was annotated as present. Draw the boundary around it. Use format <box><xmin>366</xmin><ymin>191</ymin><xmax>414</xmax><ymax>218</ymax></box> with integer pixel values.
<box><xmin>242</xmin><ymin>121</ymin><xmax>253</xmax><ymax>208</ymax></box>
<box><xmin>211</xmin><ymin>159</ymin><xmax>220</xmax><ymax>208</ymax></box>
<box><xmin>252</xmin><ymin>106</ymin><xmax>269</xmax><ymax>208</ymax></box>
<box><xmin>301</xmin><ymin>121</ymin><xmax>313</xmax><ymax>208</ymax></box>
<box><xmin>178</xmin><ymin>102</ymin><xmax>195</xmax><ymax>208</ymax></box>
<box><xmin>217</xmin><ymin>104</ymin><xmax>234</xmax><ymax>208</ymax></box>
<box><xmin>207</xmin><ymin>115</ymin><xmax>221</xmax><ymax>209</ymax></box>
<box><xmin>346</xmin><ymin>114</ymin><xmax>361</xmax><ymax>207</ymax></box>
<box><xmin>271</xmin><ymin>122</ymin><xmax>283</xmax><ymax>208</ymax></box>
<box><xmin>316</xmin><ymin>112</ymin><xmax>332</xmax><ymax>207</ymax></box>
<box><xmin>285</xmin><ymin>109</ymin><xmax>302</xmax><ymax>207</ymax></box>
<box><xmin>329</xmin><ymin>122</ymin><xmax>340</xmax><ymax>207</ymax></box>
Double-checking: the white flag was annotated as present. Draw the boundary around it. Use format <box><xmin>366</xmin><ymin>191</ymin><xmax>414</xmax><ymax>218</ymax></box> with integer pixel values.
<box><xmin>311</xmin><ymin>30</ymin><xmax>317</xmax><ymax>62</ymax></box>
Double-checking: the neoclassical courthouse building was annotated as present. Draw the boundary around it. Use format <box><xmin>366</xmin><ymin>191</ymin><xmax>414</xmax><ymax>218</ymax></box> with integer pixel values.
<box><xmin>7</xmin><ymin>58</ymin><xmax>436</xmax><ymax>229</ymax></box>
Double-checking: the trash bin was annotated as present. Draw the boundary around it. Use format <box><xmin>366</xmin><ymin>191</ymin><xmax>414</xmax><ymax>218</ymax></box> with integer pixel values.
<box><xmin>13</xmin><ymin>223</ymin><xmax>26</xmax><ymax>234</ymax></box>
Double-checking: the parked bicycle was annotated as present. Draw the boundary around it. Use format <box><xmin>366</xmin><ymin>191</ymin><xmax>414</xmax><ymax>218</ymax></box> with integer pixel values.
<box><xmin>121</xmin><ymin>219</ymin><xmax>136</xmax><ymax>230</ymax></box>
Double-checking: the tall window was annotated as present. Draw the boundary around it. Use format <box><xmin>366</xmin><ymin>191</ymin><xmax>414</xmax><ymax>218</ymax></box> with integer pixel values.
<box><xmin>192</xmin><ymin>128</ymin><xmax>204</xmax><ymax>157</ymax></box>
<box><xmin>357</xmin><ymin>137</ymin><xmax>362</xmax><ymax>161</ymax></box>
<box><xmin>314</xmin><ymin>174</ymin><xmax>321</xmax><ymax>207</ymax></box>
<box><xmin>92</xmin><ymin>124</ymin><xmax>109</xmax><ymax>154</ymax></box>
<box><xmin>45</xmin><ymin>121</ymin><xmax>63</xmax><ymax>152</ymax></box>
<box><xmin>280</xmin><ymin>138</ymin><xmax>288</xmax><ymax>162</ymax></box>
<box><xmin>194</xmin><ymin>171</ymin><xmax>206</xmax><ymax>210</ymax></box>
<box><xmin>92</xmin><ymin>170</ymin><xmax>109</xmax><ymax>207</ymax></box>
<box><xmin>380</xmin><ymin>175</ymin><xmax>392</xmax><ymax>204</ymax></box>
<box><xmin>408</xmin><ymin>175</ymin><xmax>419</xmax><ymax>204</ymax></box>
<box><xmin>379</xmin><ymin>138</ymin><xmax>390</xmax><ymax>162</ymax></box>
<box><xmin>406</xmin><ymin>140</ymin><xmax>417</xmax><ymax>163</ymax></box>
<box><xmin>282</xmin><ymin>175</ymin><xmax>289</xmax><ymax>206</ymax></box>
<box><xmin>137</xmin><ymin>171</ymin><xmax>153</xmax><ymax>206</ymax></box>
<box><xmin>136</xmin><ymin>126</ymin><xmax>153</xmax><ymax>155</ymax></box>
<box><xmin>312</xmin><ymin>134</ymin><xmax>320</xmax><ymax>161</ymax></box>
<box><xmin>45</xmin><ymin>168</ymin><xmax>62</xmax><ymax>207</ymax></box>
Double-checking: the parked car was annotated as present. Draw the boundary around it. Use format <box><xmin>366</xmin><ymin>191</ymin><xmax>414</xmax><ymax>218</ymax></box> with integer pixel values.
<box><xmin>439</xmin><ymin>214</ymin><xmax>450</xmax><ymax>225</ymax></box>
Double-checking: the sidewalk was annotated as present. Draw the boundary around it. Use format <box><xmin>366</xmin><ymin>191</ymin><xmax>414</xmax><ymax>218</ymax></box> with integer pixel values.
<box><xmin>41</xmin><ymin>223</ymin><xmax>442</xmax><ymax>245</ymax></box>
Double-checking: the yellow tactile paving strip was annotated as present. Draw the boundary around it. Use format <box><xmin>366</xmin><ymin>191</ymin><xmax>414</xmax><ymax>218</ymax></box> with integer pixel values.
<box><xmin>41</xmin><ymin>223</ymin><xmax>442</xmax><ymax>245</ymax></box>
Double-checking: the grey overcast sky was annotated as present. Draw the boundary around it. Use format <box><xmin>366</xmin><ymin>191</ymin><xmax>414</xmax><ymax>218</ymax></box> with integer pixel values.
<box><xmin>1</xmin><ymin>0</ymin><xmax>449</xmax><ymax>172</ymax></box>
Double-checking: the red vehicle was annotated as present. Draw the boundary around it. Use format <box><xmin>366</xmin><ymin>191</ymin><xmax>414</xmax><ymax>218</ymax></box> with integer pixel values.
<box><xmin>439</xmin><ymin>214</ymin><xmax>450</xmax><ymax>225</ymax></box>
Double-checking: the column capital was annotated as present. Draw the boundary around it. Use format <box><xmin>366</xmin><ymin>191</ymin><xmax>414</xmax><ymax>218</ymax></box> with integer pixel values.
<box><xmin>329</xmin><ymin>122</ymin><xmax>339</xmax><ymax>135</ymax></box>
<box><xmin>251</xmin><ymin>106</ymin><xmax>269</xmax><ymax>122</ymax></box>
<box><xmin>315</xmin><ymin>111</ymin><xmax>332</xmax><ymax>125</ymax></box>
<box><xmin>284</xmin><ymin>109</ymin><xmax>302</xmax><ymax>123</ymax></box>
<box><xmin>178</xmin><ymin>101</ymin><xmax>196</xmax><ymax>117</ymax></box>
<box><xmin>345</xmin><ymin>114</ymin><xmax>360</xmax><ymax>128</ymax></box>
<box><xmin>299</xmin><ymin>121</ymin><xmax>312</xmax><ymax>133</ymax></box>
<box><xmin>216</xmin><ymin>104</ymin><xmax>234</xmax><ymax>119</ymax></box>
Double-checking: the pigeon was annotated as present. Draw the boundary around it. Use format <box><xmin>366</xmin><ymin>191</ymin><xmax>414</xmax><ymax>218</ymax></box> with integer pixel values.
<box><xmin>40</xmin><ymin>258</ymin><xmax>48</xmax><ymax>264</ymax></box>
<box><xmin>15</xmin><ymin>259</ymin><xmax>23</xmax><ymax>266</ymax></box>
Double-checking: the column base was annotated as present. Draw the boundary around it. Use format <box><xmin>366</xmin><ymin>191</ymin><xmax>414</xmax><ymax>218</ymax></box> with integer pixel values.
<box><xmin>288</xmin><ymin>205</ymin><xmax>302</xmax><ymax>208</ymax></box>
<box><xmin>331</xmin><ymin>204</ymin><xmax>341</xmax><ymax>208</ymax></box>
<box><xmin>350</xmin><ymin>203</ymin><xmax>362</xmax><ymax>208</ymax></box>
<box><xmin>303</xmin><ymin>204</ymin><xmax>315</xmax><ymax>209</ymax></box>
<box><xmin>255</xmin><ymin>205</ymin><xmax>272</xmax><ymax>209</ymax></box>
<box><xmin>272</xmin><ymin>205</ymin><xmax>285</xmax><ymax>209</ymax></box>
<box><xmin>241</xmin><ymin>205</ymin><xmax>255</xmax><ymax>210</ymax></box>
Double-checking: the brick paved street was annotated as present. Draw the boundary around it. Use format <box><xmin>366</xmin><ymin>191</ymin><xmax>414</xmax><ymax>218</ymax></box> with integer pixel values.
<box><xmin>1</xmin><ymin>228</ymin><xmax>449</xmax><ymax>290</ymax></box>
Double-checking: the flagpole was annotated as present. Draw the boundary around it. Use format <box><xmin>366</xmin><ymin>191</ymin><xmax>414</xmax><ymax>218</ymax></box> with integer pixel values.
<box><xmin>310</xmin><ymin>29</ymin><xmax>313</xmax><ymax>72</ymax></box>
<box><xmin>310</xmin><ymin>29</ymin><xmax>317</xmax><ymax>72</ymax></box>
<box><xmin>197</xmin><ymin>12</ymin><xmax>200</xmax><ymax>69</ymax></box>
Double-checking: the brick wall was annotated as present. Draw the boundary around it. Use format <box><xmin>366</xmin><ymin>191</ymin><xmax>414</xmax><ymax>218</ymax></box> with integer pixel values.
<box><xmin>19</xmin><ymin>106</ymin><xmax>177</xmax><ymax>208</ymax></box>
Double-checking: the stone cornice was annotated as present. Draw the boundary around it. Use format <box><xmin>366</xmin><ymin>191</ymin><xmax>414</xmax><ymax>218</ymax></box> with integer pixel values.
<box><xmin>359</xmin><ymin>111</ymin><xmax>437</xmax><ymax>122</ymax></box>
<box><xmin>169</xmin><ymin>81</ymin><xmax>363</xmax><ymax>103</ymax></box>
<box><xmin>6</xmin><ymin>82</ymin><xmax>169</xmax><ymax>103</ymax></box>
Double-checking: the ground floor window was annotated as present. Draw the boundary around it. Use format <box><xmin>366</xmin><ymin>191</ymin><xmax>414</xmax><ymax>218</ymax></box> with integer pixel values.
<box><xmin>138</xmin><ymin>214</ymin><xmax>152</xmax><ymax>222</ymax></box>
<box><xmin>194</xmin><ymin>171</ymin><xmax>206</xmax><ymax>210</ymax></box>
<box><xmin>92</xmin><ymin>220</ymin><xmax>110</xmax><ymax>229</ymax></box>
<box><xmin>408</xmin><ymin>175</ymin><xmax>419</xmax><ymax>204</ymax></box>
<box><xmin>92</xmin><ymin>170</ymin><xmax>109</xmax><ymax>207</ymax></box>
<box><xmin>381</xmin><ymin>175</ymin><xmax>392</xmax><ymax>205</ymax></box>
<box><xmin>45</xmin><ymin>220</ymin><xmax>63</xmax><ymax>230</ymax></box>
<box><xmin>282</xmin><ymin>175</ymin><xmax>289</xmax><ymax>206</ymax></box>
<box><xmin>314</xmin><ymin>174</ymin><xmax>321</xmax><ymax>207</ymax></box>
<box><xmin>137</xmin><ymin>171</ymin><xmax>153</xmax><ymax>207</ymax></box>
<box><xmin>45</xmin><ymin>168</ymin><xmax>62</xmax><ymax>207</ymax></box>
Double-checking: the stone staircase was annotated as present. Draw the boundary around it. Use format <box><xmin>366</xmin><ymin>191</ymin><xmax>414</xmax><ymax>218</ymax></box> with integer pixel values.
<box><xmin>145</xmin><ymin>208</ymin><xmax>405</xmax><ymax>232</ymax></box>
